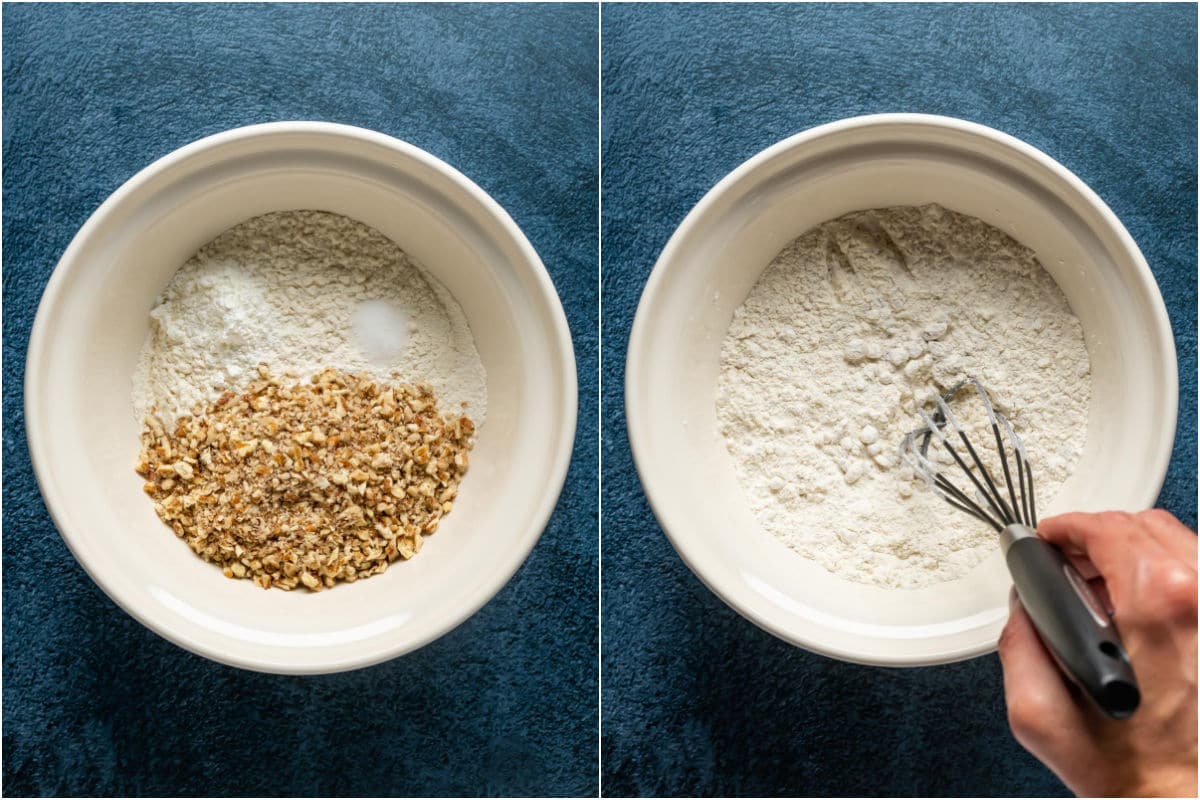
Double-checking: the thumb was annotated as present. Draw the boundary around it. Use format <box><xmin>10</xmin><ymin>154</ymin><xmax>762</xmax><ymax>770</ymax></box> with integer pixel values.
<box><xmin>997</xmin><ymin>590</ymin><xmax>1086</xmax><ymax>752</ymax></box>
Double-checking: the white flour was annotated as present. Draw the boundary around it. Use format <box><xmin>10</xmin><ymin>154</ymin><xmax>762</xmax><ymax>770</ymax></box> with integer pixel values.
<box><xmin>716</xmin><ymin>204</ymin><xmax>1091</xmax><ymax>589</ymax></box>
<box><xmin>133</xmin><ymin>210</ymin><xmax>487</xmax><ymax>427</ymax></box>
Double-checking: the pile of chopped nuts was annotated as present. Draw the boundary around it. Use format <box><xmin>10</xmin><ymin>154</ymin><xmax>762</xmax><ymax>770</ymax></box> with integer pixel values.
<box><xmin>136</xmin><ymin>366</ymin><xmax>474</xmax><ymax>591</ymax></box>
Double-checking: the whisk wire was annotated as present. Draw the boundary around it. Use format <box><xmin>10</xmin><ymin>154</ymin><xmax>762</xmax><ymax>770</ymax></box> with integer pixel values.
<box><xmin>1026</xmin><ymin>460</ymin><xmax>1037</xmax><ymax>527</ymax></box>
<box><xmin>955</xmin><ymin>425</ymin><xmax>1016</xmax><ymax>524</ymax></box>
<box><xmin>971</xmin><ymin>381</ymin><xmax>1025</xmax><ymax>527</ymax></box>
<box><xmin>991</xmin><ymin>423</ymin><xmax>1019</xmax><ymax>520</ymax></box>
<box><xmin>902</xmin><ymin>426</ymin><xmax>1005</xmax><ymax>531</ymax></box>
<box><xmin>927</xmin><ymin>397</ymin><xmax>1015</xmax><ymax>526</ymax></box>
<box><xmin>935</xmin><ymin>475</ymin><xmax>1004</xmax><ymax>531</ymax></box>
<box><xmin>899</xmin><ymin>378</ymin><xmax>1035</xmax><ymax>531</ymax></box>
<box><xmin>996</xmin><ymin>407</ymin><xmax>1036</xmax><ymax>528</ymax></box>
<box><xmin>1015</xmin><ymin>454</ymin><xmax>1030</xmax><ymax>525</ymax></box>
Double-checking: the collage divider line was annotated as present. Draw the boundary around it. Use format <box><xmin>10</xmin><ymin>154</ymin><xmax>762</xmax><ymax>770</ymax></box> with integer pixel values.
<box><xmin>595</xmin><ymin>1</ymin><xmax>604</xmax><ymax>796</ymax></box>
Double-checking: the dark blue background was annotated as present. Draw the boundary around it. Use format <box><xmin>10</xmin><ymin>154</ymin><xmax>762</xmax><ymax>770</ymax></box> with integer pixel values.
<box><xmin>3</xmin><ymin>4</ymin><xmax>597</xmax><ymax>796</ymax></box>
<box><xmin>601</xmin><ymin>4</ymin><xmax>1196</xmax><ymax>797</ymax></box>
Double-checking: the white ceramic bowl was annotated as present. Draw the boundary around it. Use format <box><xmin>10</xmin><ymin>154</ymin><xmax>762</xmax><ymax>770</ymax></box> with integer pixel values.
<box><xmin>26</xmin><ymin>122</ymin><xmax>577</xmax><ymax>673</ymax></box>
<box><xmin>627</xmin><ymin>113</ymin><xmax>1176</xmax><ymax>666</ymax></box>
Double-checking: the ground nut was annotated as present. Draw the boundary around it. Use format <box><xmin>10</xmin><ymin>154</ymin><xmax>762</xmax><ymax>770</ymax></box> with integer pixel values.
<box><xmin>136</xmin><ymin>366</ymin><xmax>473</xmax><ymax>592</ymax></box>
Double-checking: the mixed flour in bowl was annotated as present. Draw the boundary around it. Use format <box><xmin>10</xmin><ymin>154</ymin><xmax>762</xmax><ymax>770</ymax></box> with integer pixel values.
<box><xmin>716</xmin><ymin>204</ymin><xmax>1091</xmax><ymax>589</ymax></box>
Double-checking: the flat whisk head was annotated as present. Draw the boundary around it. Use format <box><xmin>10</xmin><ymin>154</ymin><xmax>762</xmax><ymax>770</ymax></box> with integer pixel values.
<box><xmin>899</xmin><ymin>378</ymin><xmax>1036</xmax><ymax>533</ymax></box>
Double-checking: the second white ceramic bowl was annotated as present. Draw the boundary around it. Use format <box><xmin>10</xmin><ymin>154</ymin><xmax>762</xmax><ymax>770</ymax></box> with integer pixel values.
<box><xmin>26</xmin><ymin>122</ymin><xmax>578</xmax><ymax>673</ymax></box>
<box><xmin>627</xmin><ymin>114</ymin><xmax>1176</xmax><ymax>666</ymax></box>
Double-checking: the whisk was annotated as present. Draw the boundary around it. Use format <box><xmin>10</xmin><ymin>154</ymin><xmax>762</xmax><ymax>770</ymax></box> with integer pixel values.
<box><xmin>900</xmin><ymin>378</ymin><xmax>1140</xmax><ymax>719</ymax></box>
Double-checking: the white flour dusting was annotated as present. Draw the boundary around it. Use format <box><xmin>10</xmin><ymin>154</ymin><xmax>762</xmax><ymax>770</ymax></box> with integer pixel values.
<box><xmin>716</xmin><ymin>204</ymin><xmax>1091</xmax><ymax>589</ymax></box>
<box><xmin>133</xmin><ymin>210</ymin><xmax>487</xmax><ymax>427</ymax></box>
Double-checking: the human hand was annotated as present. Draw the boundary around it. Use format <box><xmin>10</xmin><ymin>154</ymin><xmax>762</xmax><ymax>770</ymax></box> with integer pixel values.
<box><xmin>997</xmin><ymin>510</ymin><xmax>1197</xmax><ymax>797</ymax></box>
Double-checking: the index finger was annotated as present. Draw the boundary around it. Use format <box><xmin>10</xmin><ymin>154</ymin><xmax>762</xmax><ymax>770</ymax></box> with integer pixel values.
<box><xmin>1037</xmin><ymin>512</ymin><xmax>1156</xmax><ymax>601</ymax></box>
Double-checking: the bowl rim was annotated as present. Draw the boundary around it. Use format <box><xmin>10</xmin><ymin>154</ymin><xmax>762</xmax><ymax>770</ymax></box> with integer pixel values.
<box><xmin>625</xmin><ymin>112</ymin><xmax>1179</xmax><ymax>666</ymax></box>
<box><xmin>25</xmin><ymin>120</ymin><xmax>579</xmax><ymax>673</ymax></box>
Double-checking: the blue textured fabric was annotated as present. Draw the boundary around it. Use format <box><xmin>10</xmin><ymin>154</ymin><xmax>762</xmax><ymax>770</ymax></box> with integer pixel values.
<box><xmin>601</xmin><ymin>3</ymin><xmax>1196</xmax><ymax>797</ymax></box>
<box><xmin>3</xmin><ymin>4</ymin><xmax>597</xmax><ymax>796</ymax></box>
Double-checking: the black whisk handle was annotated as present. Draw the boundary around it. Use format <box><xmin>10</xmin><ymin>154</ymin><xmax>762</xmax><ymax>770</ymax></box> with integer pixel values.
<box><xmin>1002</xmin><ymin>524</ymin><xmax>1140</xmax><ymax>720</ymax></box>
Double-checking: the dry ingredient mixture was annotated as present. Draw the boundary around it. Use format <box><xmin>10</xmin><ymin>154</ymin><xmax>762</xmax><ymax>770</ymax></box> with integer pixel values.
<box><xmin>133</xmin><ymin>211</ymin><xmax>485</xmax><ymax>590</ymax></box>
<box><xmin>716</xmin><ymin>204</ymin><xmax>1091</xmax><ymax>589</ymax></box>
<box><xmin>138</xmin><ymin>367</ymin><xmax>472</xmax><ymax>591</ymax></box>
<box><xmin>133</xmin><ymin>210</ymin><xmax>486</xmax><ymax>428</ymax></box>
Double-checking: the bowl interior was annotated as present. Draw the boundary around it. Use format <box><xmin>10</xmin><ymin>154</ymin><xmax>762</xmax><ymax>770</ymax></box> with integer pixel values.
<box><xmin>28</xmin><ymin>126</ymin><xmax>575</xmax><ymax>671</ymax></box>
<box><xmin>629</xmin><ymin>119</ymin><xmax>1174</xmax><ymax>664</ymax></box>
